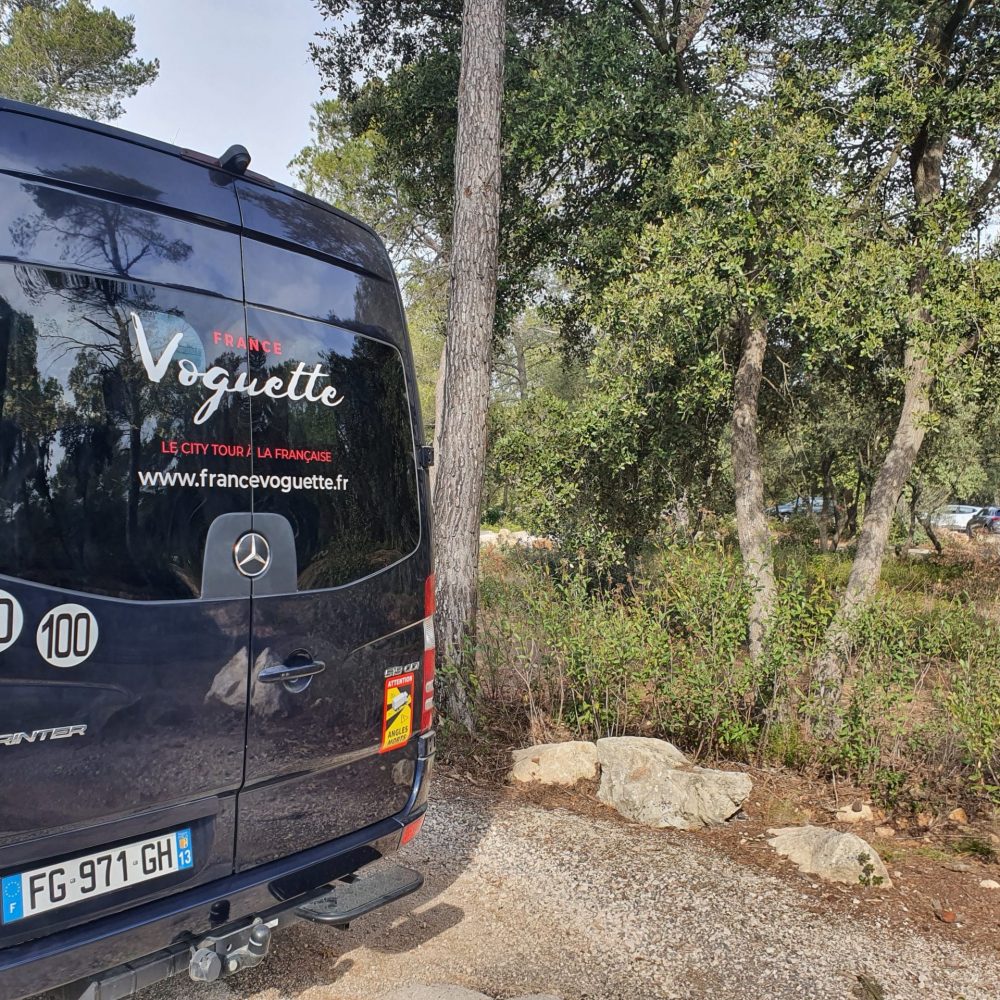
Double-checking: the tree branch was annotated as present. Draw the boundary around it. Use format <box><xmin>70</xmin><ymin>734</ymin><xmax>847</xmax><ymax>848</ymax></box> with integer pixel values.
<box><xmin>935</xmin><ymin>0</ymin><xmax>976</xmax><ymax>63</ymax></box>
<box><xmin>675</xmin><ymin>0</ymin><xmax>712</xmax><ymax>54</ymax></box>
<box><xmin>967</xmin><ymin>153</ymin><xmax>1000</xmax><ymax>218</ymax></box>
<box><xmin>625</xmin><ymin>0</ymin><xmax>672</xmax><ymax>58</ymax></box>
<box><xmin>864</xmin><ymin>138</ymin><xmax>903</xmax><ymax>204</ymax></box>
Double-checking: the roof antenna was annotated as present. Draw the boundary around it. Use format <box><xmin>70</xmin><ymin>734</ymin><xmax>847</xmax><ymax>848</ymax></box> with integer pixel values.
<box><xmin>219</xmin><ymin>144</ymin><xmax>251</xmax><ymax>175</ymax></box>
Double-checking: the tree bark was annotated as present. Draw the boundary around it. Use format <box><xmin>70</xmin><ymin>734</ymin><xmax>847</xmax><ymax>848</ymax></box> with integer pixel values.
<box><xmin>824</xmin><ymin>458</ymin><xmax>841</xmax><ymax>551</ymax></box>
<box><xmin>731</xmin><ymin>312</ymin><xmax>776</xmax><ymax>663</ymax></box>
<box><xmin>921</xmin><ymin>513</ymin><xmax>943</xmax><ymax>556</ymax></box>
<box><xmin>432</xmin><ymin>0</ymin><xmax>506</xmax><ymax>730</ymax></box>
<box><xmin>814</xmin><ymin>345</ymin><xmax>932</xmax><ymax>722</ymax></box>
<box><xmin>429</xmin><ymin>336</ymin><xmax>448</xmax><ymax>501</ymax></box>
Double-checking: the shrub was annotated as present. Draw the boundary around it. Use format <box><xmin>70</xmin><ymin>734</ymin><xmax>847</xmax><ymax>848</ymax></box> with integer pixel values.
<box><xmin>474</xmin><ymin>539</ymin><xmax>1000</xmax><ymax>808</ymax></box>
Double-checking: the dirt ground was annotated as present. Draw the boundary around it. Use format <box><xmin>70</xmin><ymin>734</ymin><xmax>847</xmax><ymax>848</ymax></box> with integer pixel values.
<box><xmin>689</xmin><ymin>765</ymin><xmax>1000</xmax><ymax>953</ymax></box>
<box><xmin>137</xmin><ymin>771</ymin><xmax>1000</xmax><ymax>1000</ymax></box>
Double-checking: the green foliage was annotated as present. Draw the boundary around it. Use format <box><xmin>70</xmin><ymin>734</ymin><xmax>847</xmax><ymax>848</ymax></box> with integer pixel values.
<box><xmin>945</xmin><ymin>640</ymin><xmax>1000</xmax><ymax>801</ymax></box>
<box><xmin>477</xmin><ymin>541</ymin><xmax>1000</xmax><ymax>807</ymax></box>
<box><xmin>306</xmin><ymin>5</ymin><xmax>1000</xmax><ymax>757</ymax></box>
<box><xmin>0</xmin><ymin>0</ymin><xmax>158</xmax><ymax>120</ymax></box>
<box><xmin>310</xmin><ymin>2</ymin><xmax>696</xmax><ymax>329</ymax></box>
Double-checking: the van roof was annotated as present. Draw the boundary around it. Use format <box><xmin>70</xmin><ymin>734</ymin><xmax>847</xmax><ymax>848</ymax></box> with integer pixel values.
<box><xmin>0</xmin><ymin>97</ymin><xmax>392</xmax><ymax>280</ymax></box>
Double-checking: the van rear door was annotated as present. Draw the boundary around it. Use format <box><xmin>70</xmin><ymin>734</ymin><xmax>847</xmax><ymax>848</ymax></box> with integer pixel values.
<box><xmin>0</xmin><ymin>139</ymin><xmax>252</xmax><ymax>944</ymax></box>
<box><xmin>232</xmin><ymin>189</ymin><xmax>430</xmax><ymax>869</ymax></box>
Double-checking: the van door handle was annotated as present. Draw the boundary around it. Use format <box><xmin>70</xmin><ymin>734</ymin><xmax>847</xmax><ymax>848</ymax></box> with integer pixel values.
<box><xmin>258</xmin><ymin>660</ymin><xmax>326</xmax><ymax>684</ymax></box>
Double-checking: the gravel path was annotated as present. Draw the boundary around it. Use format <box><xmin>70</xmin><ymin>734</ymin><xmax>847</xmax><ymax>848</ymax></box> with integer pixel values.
<box><xmin>141</xmin><ymin>776</ymin><xmax>1000</xmax><ymax>1000</ymax></box>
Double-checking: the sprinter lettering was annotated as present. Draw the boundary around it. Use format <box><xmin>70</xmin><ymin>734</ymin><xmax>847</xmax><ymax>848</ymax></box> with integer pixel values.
<box><xmin>131</xmin><ymin>313</ymin><xmax>345</xmax><ymax>425</ymax></box>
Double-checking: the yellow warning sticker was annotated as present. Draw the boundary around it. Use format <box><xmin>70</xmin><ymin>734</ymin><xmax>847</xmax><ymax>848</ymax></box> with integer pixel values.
<box><xmin>380</xmin><ymin>672</ymin><xmax>414</xmax><ymax>753</ymax></box>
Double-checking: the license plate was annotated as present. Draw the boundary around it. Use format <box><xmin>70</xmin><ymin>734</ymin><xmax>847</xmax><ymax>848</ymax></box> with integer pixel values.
<box><xmin>1</xmin><ymin>828</ymin><xmax>193</xmax><ymax>924</ymax></box>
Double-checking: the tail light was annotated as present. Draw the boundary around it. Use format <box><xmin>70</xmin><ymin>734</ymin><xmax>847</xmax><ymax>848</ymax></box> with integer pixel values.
<box><xmin>421</xmin><ymin>574</ymin><xmax>436</xmax><ymax>731</ymax></box>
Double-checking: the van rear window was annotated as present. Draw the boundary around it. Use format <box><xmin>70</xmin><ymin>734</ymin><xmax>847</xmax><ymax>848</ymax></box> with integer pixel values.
<box><xmin>0</xmin><ymin>265</ymin><xmax>420</xmax><ymax>599</ymax></box>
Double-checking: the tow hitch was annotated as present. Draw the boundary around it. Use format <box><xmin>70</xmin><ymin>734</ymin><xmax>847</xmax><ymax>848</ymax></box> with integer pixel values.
<box><xmin>188</xmin><ymin>918</ymin><xmax>273</xmax><ymax>982</ymax></box>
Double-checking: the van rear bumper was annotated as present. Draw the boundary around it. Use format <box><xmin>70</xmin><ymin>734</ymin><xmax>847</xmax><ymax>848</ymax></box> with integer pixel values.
<box><xmin>0</xmin><ymin>742</ymin><xmax>433</xmax><ymax>1000</ymax></box>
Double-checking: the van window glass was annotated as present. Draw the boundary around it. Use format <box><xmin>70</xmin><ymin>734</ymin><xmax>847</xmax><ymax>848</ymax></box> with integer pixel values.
<box><xmin>235</xmin><ymin>182</ymin><xmax>390</xmax><ymax>279</ymax></box>
<box><xmin>0</xmin><ymin>264</ymin><xmax>251</xmax><ymax>599</ymax></box>
<box><xmin>247</xmin><ymin>306</ymin><xmax>419</xmax><ymax>590</ymax></box>
<box><xmin>0</xmin><ymin>173</ymin><xmax>243</xmax><ymax>298</ymax></box>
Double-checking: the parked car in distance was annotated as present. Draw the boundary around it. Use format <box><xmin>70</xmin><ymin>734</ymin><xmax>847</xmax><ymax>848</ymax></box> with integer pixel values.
<box><xmin>767</xmin><ymin>496</ymin><xmax>825</xmax><ymax>520</ymax></box>
<box><xmin>966</xmin><ymin>506</ymin><xmax>1000</xmax><ymax>534</ymax></box>
<box><xmin>928</xmin><ymin>504</ymin><xmax>982</xmax><ymax>531</ymax></box>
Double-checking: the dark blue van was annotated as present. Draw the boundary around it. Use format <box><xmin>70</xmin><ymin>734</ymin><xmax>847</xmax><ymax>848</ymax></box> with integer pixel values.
<box><xmin>0</xmin><ymin>98</ymin><xmax>434</xmax><ymax>999</ymax></box>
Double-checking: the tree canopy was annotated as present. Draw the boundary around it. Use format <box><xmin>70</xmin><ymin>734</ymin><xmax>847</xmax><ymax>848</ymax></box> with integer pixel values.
<box><xmin>303</xmin><ymin>0</ymin><xmax>1000</xmax><ymax>719</ymax></box>
<box><xmin>0</xmin><ymin>0</ymin><xmax>158</xmax><ymax>120</ymax></box>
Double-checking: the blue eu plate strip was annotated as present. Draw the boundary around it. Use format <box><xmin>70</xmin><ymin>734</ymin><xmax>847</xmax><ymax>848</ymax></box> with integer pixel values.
<box><xmin>2</xmin><ymin>873</ymin><xmax>24</xmax><ymax>924</ymax></box>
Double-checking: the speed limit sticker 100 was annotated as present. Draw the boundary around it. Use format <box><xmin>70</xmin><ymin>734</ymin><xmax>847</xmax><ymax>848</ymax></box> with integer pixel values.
<box><xmin>0</xmin><ymin>590</ymin><xmax>24</xmax><ymax>654</ymax></box>
<box><xmin>36</xmin><ymin>605</ymin><xmax>99</xmax><ymax>668</ymax></box>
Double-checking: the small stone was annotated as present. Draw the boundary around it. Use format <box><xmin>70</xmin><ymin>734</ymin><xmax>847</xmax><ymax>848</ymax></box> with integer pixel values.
<box><xmin>836</xmin><ymin>802</ymin><xmax>874</xmax><ymax>825</ymax></box>
<box><xmin>874</xmin><ymin>825</ymin><xmax>896</xmax><ymax>838</ymax></box>
<box><xmin>931</xmin><ymin>899</ymin><xmax>962</xmax><ymax>924</ymax></box>
<box><xmin>948</xmin><ymin>807</ymin><xmax>970</xmax><ymax>825</ymax></box>
<box><xmin>980</xmin><ymin>879</ymin><xmax>1000</xmax><ymax>890</ymax></box>
<box><xmin>916</xmin><ymin>812</ymin><xmax>935</xmax><ymax>829</ymax></box>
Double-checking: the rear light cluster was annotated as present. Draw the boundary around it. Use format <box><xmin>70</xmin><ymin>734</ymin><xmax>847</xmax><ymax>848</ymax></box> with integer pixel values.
<box><xmin>421</xmin><ymin>574</ymin><xmax>436</xmax><ymax>732</ymax></box>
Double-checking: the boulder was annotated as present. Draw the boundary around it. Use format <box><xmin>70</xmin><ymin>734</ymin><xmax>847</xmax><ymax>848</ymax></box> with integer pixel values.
<box><xmin>596</xmin><ymin>736</ymin><xmax>752</xmax><ymax>829</ymax></box>
<box><xmin>767</xmin><ymin>826</ymin><xmax>892</xmax><ymax>887</ymax></box>
<box><xmin>509</xmin><ymin>742</ymin><xmax>599</xmax><ymax>786</ymax></box>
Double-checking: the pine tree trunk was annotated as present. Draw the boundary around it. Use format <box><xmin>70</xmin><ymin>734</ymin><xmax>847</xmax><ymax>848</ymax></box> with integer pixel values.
<box><xmin>432</xmin><ymin>0</ymin><xmax>506</xmax><ymax>730</ymax></box>
<box><xmin>429</xmin><ymin>337</ymin><xmax>448</xmax><ymax>500</ymax></box>
<box><xmin>731</xmin><ymin>312</ymin><xmax>776</xmax><ymax>663</ymax></box>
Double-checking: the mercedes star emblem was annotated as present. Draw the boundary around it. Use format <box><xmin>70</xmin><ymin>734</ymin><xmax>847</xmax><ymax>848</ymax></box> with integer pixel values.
<box><xmin>234</xmin><ymin>532</ymin><xmax>271</xmax><ymax>579</ymax></box>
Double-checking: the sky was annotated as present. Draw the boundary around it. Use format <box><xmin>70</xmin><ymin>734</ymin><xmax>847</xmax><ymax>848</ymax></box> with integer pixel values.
<box><xmin>104</xmin><ymin>0</ymin><xmax>330</xmax><ymax>189</ymax></box>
